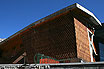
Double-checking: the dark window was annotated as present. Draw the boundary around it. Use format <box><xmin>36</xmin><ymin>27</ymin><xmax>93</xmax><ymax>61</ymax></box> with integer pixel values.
<box><xmin>99</xmin><ymin>43</ymin><xmax>104</xmax><ymax>61</ymax></box>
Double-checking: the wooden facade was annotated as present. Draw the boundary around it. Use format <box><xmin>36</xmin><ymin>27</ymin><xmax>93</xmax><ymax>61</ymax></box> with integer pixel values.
<box><xmin>0</xmin><ymin>3</ymin><xmax>101</xmax><ymax>63</ymax></box>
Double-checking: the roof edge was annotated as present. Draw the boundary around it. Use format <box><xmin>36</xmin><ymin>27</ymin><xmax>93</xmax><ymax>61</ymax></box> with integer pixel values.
<box><xmin>75</xmin><ymin>3</ymin><xmax>102</xmax><ymax>26</ymax></box>
<box><xmin>0</xmin><ymin>3</ymin><xmax>102</xmax><ymax>45</ymax></box>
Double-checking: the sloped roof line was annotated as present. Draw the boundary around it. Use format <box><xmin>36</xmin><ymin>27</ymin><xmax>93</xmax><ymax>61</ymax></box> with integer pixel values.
<box><xmin>76</xmin><ymin>3</ymin><xmax>102</xmax><ymax>26</ymax></box>
<box><xmin>0</xmin><ymin>3</ymin><xmax>102</xmax><ymax>45</ymax></box>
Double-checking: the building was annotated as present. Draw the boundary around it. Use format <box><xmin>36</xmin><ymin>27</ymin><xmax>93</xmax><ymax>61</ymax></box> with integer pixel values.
<box><xmin>0</xmin><ymin>3</ymin><xmax>102</xmax><ymax>64</ymax></box>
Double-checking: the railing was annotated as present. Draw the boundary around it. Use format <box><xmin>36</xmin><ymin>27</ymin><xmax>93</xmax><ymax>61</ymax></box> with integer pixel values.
<box><xmin>0</xmin><ymin>62</ymin><xmax>104</xmax><ymax>69</ymax></box>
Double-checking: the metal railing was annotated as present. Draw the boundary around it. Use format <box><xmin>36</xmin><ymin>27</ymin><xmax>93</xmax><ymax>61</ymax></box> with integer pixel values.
<box><xmin>0</xmin><ymin>62</ymin><xmax>104</xmax><ymax>69</ymax></box>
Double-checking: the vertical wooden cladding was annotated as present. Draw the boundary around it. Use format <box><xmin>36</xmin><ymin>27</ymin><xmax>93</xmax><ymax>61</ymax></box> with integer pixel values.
<box><xmin>74</xmin><ymin>18</ymin><xmax>91</xmax><ymax>62</ymax></box>
<box><xmin>0</xmin><ymin>35</ymin><xmax>23</xmax><ymax>63</ymax></box>
<box><xmin>22</xmin><ymin>13</ymin><xmax>77</xmax><ymax>63</ymax></box>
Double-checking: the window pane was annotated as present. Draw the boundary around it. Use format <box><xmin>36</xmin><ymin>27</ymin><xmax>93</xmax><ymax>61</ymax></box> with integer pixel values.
<box><xmin>99</xmin><ymin>43</ymin><xmax>104</xmax><ymax>61</ymax></box>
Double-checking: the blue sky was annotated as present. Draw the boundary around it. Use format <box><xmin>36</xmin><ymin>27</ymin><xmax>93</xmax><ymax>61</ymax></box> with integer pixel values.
<box><xmin>0</xmin><ymin>0</ymin><xmax>104</xmax><ymax>38</ymax></box>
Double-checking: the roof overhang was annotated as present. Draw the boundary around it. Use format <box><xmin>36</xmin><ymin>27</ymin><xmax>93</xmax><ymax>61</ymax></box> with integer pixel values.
<box><xmin>0</xmin><ymin>3</ymin><xmax>102</xmax><ymax>45</ymax></box>
<box><xmin>75</xmin><ymin>3</ymin><xmax>102</xmax><ymax>26</ymax></box>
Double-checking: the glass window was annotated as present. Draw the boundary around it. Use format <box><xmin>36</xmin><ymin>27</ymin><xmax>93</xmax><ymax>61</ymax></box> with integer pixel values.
<box><xmin>99</xmin><ymin>43</ymin><xmax>104</xmax><ymax>61</ymax></box>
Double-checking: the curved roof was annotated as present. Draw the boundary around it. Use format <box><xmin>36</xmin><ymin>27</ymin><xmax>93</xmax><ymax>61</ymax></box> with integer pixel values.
<box><xmin>76</xmin><ymin>3</ymin><xmax>101</xmax><ymax>26</ymax></box>
<box><xmin>0</xmin><ymin>3</ymin><xmax>102</xmax><ymax>45</ymax></box>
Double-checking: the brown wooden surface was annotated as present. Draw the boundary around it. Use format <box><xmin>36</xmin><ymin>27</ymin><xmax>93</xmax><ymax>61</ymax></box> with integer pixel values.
<box><xmin>74</xmin><ymin>18</ymin><xmax>91</xmax><ymax>62</ymax></box>
<box><xmin>22</xmin><ymin>13</ymin><xmax>77</xmax><ymax>63</ymax></box>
